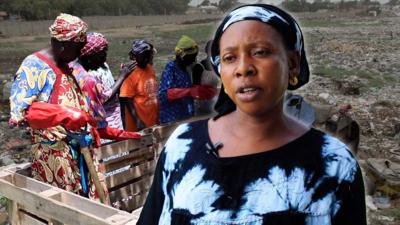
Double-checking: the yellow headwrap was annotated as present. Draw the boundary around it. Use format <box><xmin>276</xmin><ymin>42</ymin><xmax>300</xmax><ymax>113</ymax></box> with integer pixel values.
<box><xmin>175</xmin><ymin>35</ymin><xmax>198</xmax><ymax>58</ymax></box>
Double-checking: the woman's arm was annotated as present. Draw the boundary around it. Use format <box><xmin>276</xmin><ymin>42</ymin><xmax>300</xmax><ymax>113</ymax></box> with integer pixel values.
<box><xmin>119</xmin><ymin>97</ymin><xmax>145</xmax><ymax>131</ymax></box>
<box><xmin>105</xmin><ymin>62</ymin><xmax>137</xmax><ymax>104</ymax></box>
<box><xmin>158</xmin><ymin>63</ymin><xmax>176</xmax><ymax>105</ymax></box>
<box><xmin>332</xmin><ymin>164</ymin><xmax>367</xmax><ymax>225</ymax></box>
<box><xmin>10</xmin><ymin>57</ymin><xmax>49</xmax><ymax>126</ymax></box>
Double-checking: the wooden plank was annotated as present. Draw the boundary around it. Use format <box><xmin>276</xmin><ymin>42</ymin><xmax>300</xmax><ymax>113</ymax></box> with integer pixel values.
<box><xmin>56</xmin><ymin>192</ymin><xmax>119</xmax><ymax>219</ymax></box>
<box><xmin>0</xmin><ymin>173</ymin><xmax>12</xmax><ymax>182</ymax></box>
<box><xmin>97</xmin><ymin>135</ymin><xmax>153</xmax><ymax>159</ymax></box>
<box><xmin>151</xmin><ymin>115</ymin><xmax>212</xmax><ymax>142</ymax></box>
<box><xmin>131</xmin><ymin>208</ymin><xmax>142</xmax><ymax>219</ymax></box>
<box><xmin>19</xmin><ymin>211</ymin><xmax>48</xmax><ymax>225</ymax></box>
<box><xmin>49</xmin><ymin>221</ymin><xmax>63</xmax><ymax>225</ymax></box>
<box><xmin>0</xmin><ymin>210</ymin><xmax>7</xmax><ymax>225</ymax></box>
<box><xmin>117</xmin><ymin>188</ymin><xmax>149</xmax><ymax>212</ymax></box>
<box><xmin>1</xmin><ymin>163</ymin><xmax>32</xmax><ymax>172</ymax></box>
<box><xmin>14</xmin><ymin>174</ymin><xmax>52</xmax><ymax>193</ymax></box>
<box><xmin>106</xmin><ymin>160</ymin><xmax>156</xmax><ymax>189</ymax></box>
<box><xmin>19</xmin><ymin>205</ymin><xmax>68</xmax><ymax>225</ymax></box>
<box><xmin>16</xmin><ymin>205</ymin><xmax>52</xmax><ymax>225</ymax></box>
<box><xmin>9</xmin><ymin>200</ymin><xmax>20</xmax><ymax>225</ymax></box>
<box><xmin>0</xmin><ymin>174</ymin><xmax>123</xmax><ymax>225</ymax></box>
<box><xmin>109</xmin><ymin>175</ymin><xmax>153</xmax><ymax>209</ymax></box>
<box><xmin>102</xmin><ymin>146</ymin><xmax>154</xmax><ymax>166</ymax></box>
<box><xmin>152</xmin><ymin>124</ymin><xmax>179</xmax><ymax>142</ymax></box>
<box><xmin>40</xmin><ymin>189</ymin><xmax>62</xmax><ymax>200</ymax></box>
<box><xmin>104</xmin><ymin>148</ymin><xmax>154</xmax><ymax>173</ymax></box>
<box><xmin>104</xmin><ymin>212</ymin><xmax>138</xmax><ymax>225</ymax></box>
<box><xmin>153</xmin><ymin>142</ymin><xmax>165</xmax><ymax>158</ymax></box>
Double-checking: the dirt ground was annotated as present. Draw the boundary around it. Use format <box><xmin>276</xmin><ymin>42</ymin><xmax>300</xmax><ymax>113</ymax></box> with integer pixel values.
<box><xmin>0</xmin><ymin>10</ymin><xmax>399</xmax><ymax>225</ymax></box>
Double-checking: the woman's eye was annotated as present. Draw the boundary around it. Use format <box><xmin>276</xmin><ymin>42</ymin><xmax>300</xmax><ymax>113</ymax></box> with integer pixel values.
<box><xmin>222</xmin><ymin>54</ymin><xmax>236</xmax><ymax>63</ymax></box>
<box><xmin>253</xmin><ymin>49</ymin><xmax>270</xmax><ymax>56</ymax></box>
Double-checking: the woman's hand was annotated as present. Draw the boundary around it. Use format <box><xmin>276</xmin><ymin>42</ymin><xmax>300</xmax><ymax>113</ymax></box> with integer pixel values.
<box><xmin>119</xmin><ymin>61</ymin><xmax>137</xmax><ymax>79</ymax></box>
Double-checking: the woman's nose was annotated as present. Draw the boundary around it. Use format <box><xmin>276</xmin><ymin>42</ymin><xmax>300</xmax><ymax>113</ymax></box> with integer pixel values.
<box><xmin>235</xmin><ymin>55</ymin><xmax>256</xmax><ymax>78</ymax></box>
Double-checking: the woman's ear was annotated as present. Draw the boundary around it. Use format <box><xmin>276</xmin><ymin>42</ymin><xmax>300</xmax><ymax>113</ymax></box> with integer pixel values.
<box><xmin>287</xmin><ymin>50</ymin><xmax>300</xmax><ymax>78</ymax></box>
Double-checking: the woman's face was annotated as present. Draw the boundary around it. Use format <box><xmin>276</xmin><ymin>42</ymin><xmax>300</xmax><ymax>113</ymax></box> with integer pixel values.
<box><xmin>51</xmin><ymin>38</ymin><xmax>85</xmax><ymax>64</ymax></box>
<box><xmin>77</xmin><ymin>49</ymin><xmax>107</xmax><ymax>71</ymax></box>
<box><xmin>219</xmin><ymin>20</ymin><xmax>299</xmax><ymax>117</ymax></box>
<box><xmin>181</xmin><ymin>52</ymin><xmax>197</xmax><ymax>66</ymax></box>
<box><xmin>135</xmin><ymin>50</ymin><xmax>152</xmax><ymax>69</ymax></box>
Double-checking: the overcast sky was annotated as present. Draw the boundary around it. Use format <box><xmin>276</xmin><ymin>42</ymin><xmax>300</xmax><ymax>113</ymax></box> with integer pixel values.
<box><xmin>189</xmin><ymin>0</ymin><xmax>391</xmax><ymax>6</ymax></box>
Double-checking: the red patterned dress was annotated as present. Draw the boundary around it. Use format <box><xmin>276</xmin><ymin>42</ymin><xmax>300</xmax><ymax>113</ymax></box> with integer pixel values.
<box><xmin>9</xmin><ymin>51</ymin><xmax>108</xmax><ymax>200</ymax></box>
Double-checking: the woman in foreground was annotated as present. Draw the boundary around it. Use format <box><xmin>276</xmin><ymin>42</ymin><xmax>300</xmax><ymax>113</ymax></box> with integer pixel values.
<box><xmin>137</xmin><ymin>4</ymin><xmax>366</xmax><ymax>225</ymax></box>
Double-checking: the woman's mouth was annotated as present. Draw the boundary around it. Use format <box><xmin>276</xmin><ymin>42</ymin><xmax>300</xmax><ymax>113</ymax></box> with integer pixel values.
<box><xmin>236</xmin><ymin>86</ymin><xmax>262</xmax><ymax>102</ymax></box>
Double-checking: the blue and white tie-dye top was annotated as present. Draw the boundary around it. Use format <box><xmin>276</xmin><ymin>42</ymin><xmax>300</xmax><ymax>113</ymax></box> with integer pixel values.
<box><xmin>138</xmin><ymin>119</ymin><xmax>366</xmax><ymax>225</ymax></box>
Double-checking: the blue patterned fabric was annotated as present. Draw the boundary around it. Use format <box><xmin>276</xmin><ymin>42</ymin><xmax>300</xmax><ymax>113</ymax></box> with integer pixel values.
<box><xmin>131</xmin><ymin>39</ymin><xmax>152</xmax><ymax>56</ymax></box>
<box><xmin>158</xmin><ymin>61</ymin><xmax>194</xmax><ymax>124</ymax></box>
<box><xmin>138</xmin><ymin>120</ymin><xmax>366</xmax><ymax>225</ymax></box>
<box><xmin>9</xmin><ymin>54</ymin><xmax>56</xmax><ymax>123</ymax></box>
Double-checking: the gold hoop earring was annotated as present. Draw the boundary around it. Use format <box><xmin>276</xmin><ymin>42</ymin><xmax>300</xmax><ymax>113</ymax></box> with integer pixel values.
<box><xmin>224</xmin><ymin>88</ymin><xmax>228</xmax><ymax>94</ymax></box>
<box><xmin>289</xmin><ymin>76</ymin><xmax>298</xmax><ymax>86</ymax></box>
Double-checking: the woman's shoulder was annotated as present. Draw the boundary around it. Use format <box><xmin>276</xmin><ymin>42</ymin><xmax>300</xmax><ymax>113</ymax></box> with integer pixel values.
<box><xmin>310</xmin><ymin>128</ymin><xmax>358</xmax><ymax>181</ymax></box>
<box><xmin>163</xmin><ymin>120</ymin><xmax>207</xmax><ymax>153</ymax></box>
<box><xmin>312</xmin><ymin>129</ymin><xmax>354</xmax><ymax>158</ymax></box>
<box><xmin>15</xmin><ymin>53</ymin><xmax>53</xmax><ymax>78</ymax></box>
<box><xmin>161</xmin><ymin>119</ymin><xmax>208</xmax><ymax>170</ymax></box>
<box><xmin>19</xmin><ymin>53</ymin><xmax>48</xmax><ymax>68</ymax></box>
<box><xmin>164</xmin><ymin>60</ymin><xmax>176</xmax><ymax>69</ymax></box>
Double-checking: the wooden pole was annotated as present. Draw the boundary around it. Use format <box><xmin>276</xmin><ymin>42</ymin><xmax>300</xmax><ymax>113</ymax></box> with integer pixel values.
<box><xmin>80</xmin><ymin>146</ymin><xmax>110</xmax><ymax>205</ymax></box>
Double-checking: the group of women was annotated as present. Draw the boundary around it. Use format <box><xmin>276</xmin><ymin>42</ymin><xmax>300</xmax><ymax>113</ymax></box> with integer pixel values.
<box><xmin>9</xmin><ymin>3</ymin><xmax>366</xmax><ymax>225</ymax></box>
<box><xmin>8</xmin><ymin>12</ymin><xmax>217</xmax><ymax>201</ymax></box>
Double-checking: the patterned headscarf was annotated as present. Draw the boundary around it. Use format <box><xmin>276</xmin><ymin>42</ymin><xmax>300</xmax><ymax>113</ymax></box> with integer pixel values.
<box><xmin>210</xmin><ymin>4</ymin><xmax>310</xmax><ymax>118</ymax></box>
<box><xmin>49</xmin><ymin>13</ymin><xmax>88</xmax><ymax>42</ymax></box>
<box><xmin>175</xmin><ymin>35</ymin><xmax>199</xmax><ymax>58</ymax></box>
<box><xmin>130</xmin><ymin>40</ymin><xmax>153</xmax><ymax>56</ymax></box>
<box><xmin>81</xmin><ymin>32</ymin><xmax>108</xmax><ymax>56</ymax></box>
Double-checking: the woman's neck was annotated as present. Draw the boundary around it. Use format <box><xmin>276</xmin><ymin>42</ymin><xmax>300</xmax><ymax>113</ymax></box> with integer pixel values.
<box><xmin>209</xmin><ymin>103</ymin><xmax>309</xmax><ymax>157</ymax></box>
<box><xmin>175</xmin><ymin>59</ymin><xmax>186</xmax><ymax>69</ymax></box>
<box><xmin>40</xmin><ymin>48</ymin><xmax>68</xmax><ymax>70</ymax></box>
<box><xmin>229</xmin><ymin>107</ymin><xmax>290</xmax><ymax>140</ymax></box>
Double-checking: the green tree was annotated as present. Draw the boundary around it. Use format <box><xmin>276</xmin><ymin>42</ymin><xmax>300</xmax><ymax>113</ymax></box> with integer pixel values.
<box><xmin>31</xmin><ymin>0</ymin><xmax>50</xmax><ymax>20</ymax></box>
<box><xmin>0</xmin><ymin>0</ymin><xmax>192</xmax><ymax>20</ymax></box>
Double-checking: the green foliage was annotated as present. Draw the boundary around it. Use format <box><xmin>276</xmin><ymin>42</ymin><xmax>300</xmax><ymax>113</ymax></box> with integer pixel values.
<box><xmin>0</xmin><ymin>195</ymin><xmax>9</xmax><ymax>213</ymax></box>
<box><xmin>0</xmin><ymin>0</ymin><xmax>191</xmax><ymax>20</ymax></box>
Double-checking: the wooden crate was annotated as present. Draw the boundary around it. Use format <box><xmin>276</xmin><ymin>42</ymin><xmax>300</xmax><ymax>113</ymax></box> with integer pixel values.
<box><xmin>0</xmin><ymin>119</ymin><xmax>206</xmax><ymax>224</ymax></box>
<box><xmin>0</xmin><ymin>163</ymin><xmax>139</xmax><ymax>225</ymax></box>
<box><xmin>95</xmin><ymin>122</ymin><xmax>182</xmax><ymax>212</ymax></box>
